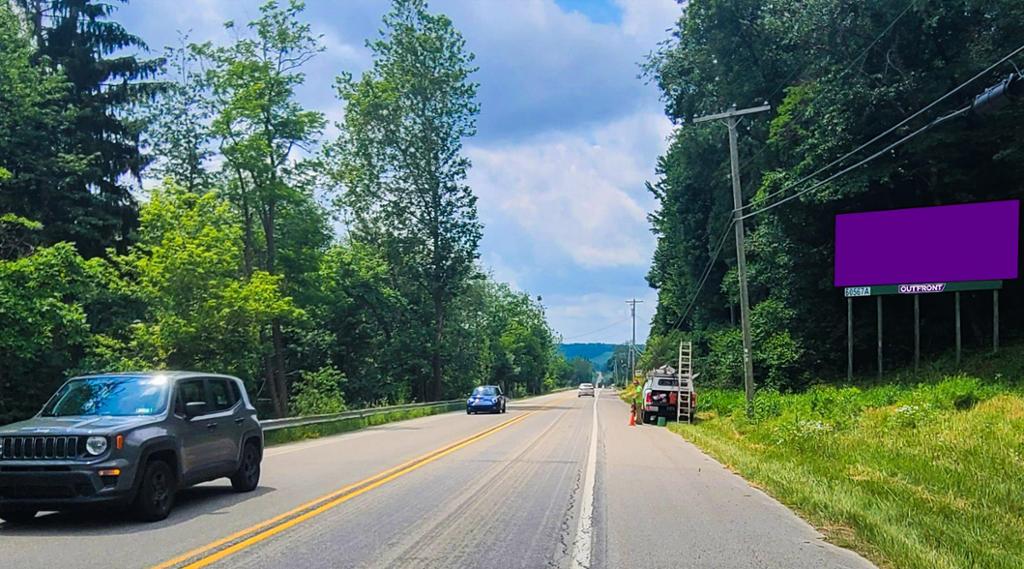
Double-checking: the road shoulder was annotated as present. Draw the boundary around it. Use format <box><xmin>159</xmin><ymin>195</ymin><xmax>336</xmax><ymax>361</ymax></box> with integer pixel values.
<box><xmin>595</xmin><ymin>395</ymin><xmax>876</xmax><ymax>569</ymax></box>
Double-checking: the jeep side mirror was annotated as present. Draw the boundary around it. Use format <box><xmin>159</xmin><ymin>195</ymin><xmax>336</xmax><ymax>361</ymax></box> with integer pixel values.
<box><xmin>185</xmin><ymin>401</ymin><xmax>207</xmax><ymax>419</ymax></box>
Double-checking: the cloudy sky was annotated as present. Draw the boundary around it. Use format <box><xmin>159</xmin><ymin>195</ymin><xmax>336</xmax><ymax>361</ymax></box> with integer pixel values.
<box><xmin>118</xmin><ymin>0</ymin><xmax>681</xmax><ymax>344</ymax></box>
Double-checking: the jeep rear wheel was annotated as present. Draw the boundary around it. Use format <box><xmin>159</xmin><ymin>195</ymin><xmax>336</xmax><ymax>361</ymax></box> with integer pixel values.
<box><xmin>230</xmin><ymin>441</ymin><xmax>261</xmax><ymax>492</ymax></box>
<box><xmin>0</xmin><ymin>508</ymin><xmax>37</xmax><ymax>524</ymax></box>
<box><xmin>133</xmin><ymin>459</ymin><xmax>175</xmax><ymax>522</ymax></box>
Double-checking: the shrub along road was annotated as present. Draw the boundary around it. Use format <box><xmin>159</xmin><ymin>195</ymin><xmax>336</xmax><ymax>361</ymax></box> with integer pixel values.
<box><xmin>0</xmin><ymin>391</ymin><xmax>873</xmax><ymax>569</ymax></box>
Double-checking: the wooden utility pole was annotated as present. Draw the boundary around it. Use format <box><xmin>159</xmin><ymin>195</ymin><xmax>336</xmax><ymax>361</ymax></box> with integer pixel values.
<box><xmin>694</xmin><ymin>104</ymin><xmax>770</xmax><ymax>418</ymax></box>
<box><xmin>626</xmin><ymin>299</ymin><xmax>644</xmax><ymax>381</ymax></box>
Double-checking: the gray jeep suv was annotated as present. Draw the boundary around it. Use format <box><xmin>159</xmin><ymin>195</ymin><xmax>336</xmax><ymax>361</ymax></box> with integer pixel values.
<box><xmin>0</xmin><ymin>371</ymin><xmax>263</xmax><ymax>523</ymax></box>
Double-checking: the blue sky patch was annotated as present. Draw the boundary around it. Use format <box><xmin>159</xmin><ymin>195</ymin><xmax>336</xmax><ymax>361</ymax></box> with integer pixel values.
<box><xmin>554</xmin><ymin>0</ymin><xmax>623</xmax><ymax>25</ymax></box>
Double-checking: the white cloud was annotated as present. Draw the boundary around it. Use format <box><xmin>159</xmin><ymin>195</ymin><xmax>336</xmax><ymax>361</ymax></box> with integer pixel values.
<box><xmin>318</xmin><ymin>30</ymin><xmax>368</xmax><ymax>67</ymax></box>
<box><xmin>433</xmin><ymin>0</ymin><xmax>670</xmax><ymax>141</ymax></box>
<box><xmin>469</xmin><ymin>110</ymin><xmax>672</xmax><ymax>268</ymax></box>
<box><xmin>481</xmin><ymin>251</ymin><xmax>526</xmax><ymax>291</ymax></box>
<box><xmin>119</xmin><ymin>0</ymin><xmax>682</xmax><ymax>342</ymax></box>
<box><xmin>616</xmin><ymin>0</ymin><xmax>682</xmax><ymax>39</ymax></box>
<box><xmin>134</xmin><ymin>0</ymin><xmax>236</xmax><ymax>50</ymax></box>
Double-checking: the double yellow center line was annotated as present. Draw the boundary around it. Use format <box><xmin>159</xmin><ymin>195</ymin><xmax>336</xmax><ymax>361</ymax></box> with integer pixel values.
<box><xmin>151</xmin><ymin>408</ymin><xmax>539</xmax><ymax>569</ymax></box>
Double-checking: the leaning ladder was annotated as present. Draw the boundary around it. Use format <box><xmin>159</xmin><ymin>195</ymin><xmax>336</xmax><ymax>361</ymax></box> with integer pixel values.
<box><xmin>677</xmin><ymin>341</ymin><xmax>693</xmax><ymax>423</ymax></box>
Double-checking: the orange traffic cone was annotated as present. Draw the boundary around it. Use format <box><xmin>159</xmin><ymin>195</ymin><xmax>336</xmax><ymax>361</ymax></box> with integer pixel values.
<box><xmin>628</xmin><ymin>407</ymin><xmax>636</xmax><ymax>426</ymax></box>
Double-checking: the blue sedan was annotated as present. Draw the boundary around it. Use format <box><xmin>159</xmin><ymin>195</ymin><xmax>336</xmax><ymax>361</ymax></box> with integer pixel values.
<box><xmin>466</xmin><ymin>385</ymin><xmax>506</xmax><ymax>414</ymax></box>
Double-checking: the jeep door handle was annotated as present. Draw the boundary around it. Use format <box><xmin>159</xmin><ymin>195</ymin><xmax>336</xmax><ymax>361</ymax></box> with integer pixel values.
<box><xmin>206</xmin><ymin>422</ymin><xmax>218</xmax><ymax>429</ymax></box>
<box><xmin>233</xmin><ymin>417</ymin><xmax>245</xmax><ymax>424</ymax></box>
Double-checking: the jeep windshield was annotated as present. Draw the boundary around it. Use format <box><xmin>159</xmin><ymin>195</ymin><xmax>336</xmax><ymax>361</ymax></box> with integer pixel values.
<box><xmin>40</xmin><ymin>375</ymin><xmax>171</xmax><ymax>417</ymax></box>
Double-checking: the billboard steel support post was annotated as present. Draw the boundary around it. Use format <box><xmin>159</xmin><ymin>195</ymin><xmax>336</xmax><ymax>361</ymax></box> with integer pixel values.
<box><xmin>847</xmin><ymin>298</ymin><xmax>853</xmax><ymax>381</ymax></box>
<box><xmin>993</xmin><ymin>290</ymin><xmax>999</xmax><ymax>354</ymax></box>
<box><xmin>876</xmin><ymin>296</ymin><xmax>883</xmax><ymax>379</ymax></box>
<box><xmin>914</xmin><ymin>295</ymin><xmax>920</xmax><ymax>372</ymax></box>
<box><xmin>955</xmin><ymin>292</ymin><xmax>962</xmax><ymax>368</ymax></box>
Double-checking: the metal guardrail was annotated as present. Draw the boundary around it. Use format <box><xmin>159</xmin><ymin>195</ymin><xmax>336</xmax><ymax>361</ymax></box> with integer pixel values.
<box><xmin>259</xmin><ymin>399</ymin><xmax>462</xmax><ymax>432</ymax></box>
<box><xmin>259</xmin><ymin>386</ymin><xmax>579</xmax><ymax>432</ymax></box>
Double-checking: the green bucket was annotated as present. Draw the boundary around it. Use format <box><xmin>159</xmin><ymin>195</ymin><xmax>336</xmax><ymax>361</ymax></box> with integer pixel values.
<box><xmin>656</xmin><ymin>416</ymin><xmax>667</xmax><ymax>427</ymax></box>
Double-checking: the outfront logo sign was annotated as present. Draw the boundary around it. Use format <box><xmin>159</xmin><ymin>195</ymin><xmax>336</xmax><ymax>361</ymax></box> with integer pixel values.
<box><xmin>843</xmin><ymin>280</ymin><xmax>1001</xmax><ymax>297</ymax></box>
<box><xmin>898</xmin><ymin>283</ymin><xmax>946</xmax><ymax>294</ymax></box>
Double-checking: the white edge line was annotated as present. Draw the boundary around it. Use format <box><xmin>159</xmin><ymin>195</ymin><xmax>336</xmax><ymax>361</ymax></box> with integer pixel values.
<box><xmin>571</xmin><ymin>389</ymin><xmax>599</xmax><ymax>569</ymax></box>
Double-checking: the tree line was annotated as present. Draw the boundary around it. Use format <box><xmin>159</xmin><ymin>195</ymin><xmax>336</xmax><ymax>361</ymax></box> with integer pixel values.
<box><xmin>0</xmin><ymin>0</ymin><xmax>574</xmax><ymax>423</ymax></box>
<box><xmin>642</xmin><ymin>0</ymin><xmax>1024</xmax><ymax>389</ymax></box>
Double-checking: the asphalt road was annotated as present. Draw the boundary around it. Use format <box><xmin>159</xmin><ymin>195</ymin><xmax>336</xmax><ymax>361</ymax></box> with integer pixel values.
<box><xmin>0</xmin><ymin>390</ymin><xmax>875</xmax><ymax>569</ymax></box>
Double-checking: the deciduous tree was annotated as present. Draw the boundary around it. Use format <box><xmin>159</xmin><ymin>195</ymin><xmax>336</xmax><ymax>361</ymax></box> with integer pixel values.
<box><xmin>202</xmin><ymin>0</ymin><xmax>326</xmax><ymax>415</ymax></box>
<box><xmin>644</xmin><ymin>0</ymin><xmax>1024</xmax><ymax>386</ymax></box>
<box><xmin>111</xmin><ymin>182</ymin><xmax>299</xmax><ymax>387</ymax></box>
<box><xmin>332</xmin><ymin>0</ymin><xmax>481</xmax><ymax>401</ymax></box>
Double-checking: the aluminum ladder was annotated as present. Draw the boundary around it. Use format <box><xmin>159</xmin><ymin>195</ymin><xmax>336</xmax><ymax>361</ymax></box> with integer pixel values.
<box><xmin>677</xmin><ymin>341</ymin><xmax>693</xmax><ymax>423</ymax></box>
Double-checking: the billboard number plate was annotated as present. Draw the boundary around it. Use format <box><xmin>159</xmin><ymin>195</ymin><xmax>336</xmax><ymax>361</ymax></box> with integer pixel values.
<box><xmin>844</xmin><ymin>287</ymin><xmax>871</xmax><ymax>297</ymax></box>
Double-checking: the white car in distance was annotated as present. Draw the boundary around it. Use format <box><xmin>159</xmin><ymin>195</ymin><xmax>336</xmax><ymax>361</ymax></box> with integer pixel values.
<box><xmin>577</xmin><ymin>383</ymin><xmax>595</xmax><ymax>397</ymax></box>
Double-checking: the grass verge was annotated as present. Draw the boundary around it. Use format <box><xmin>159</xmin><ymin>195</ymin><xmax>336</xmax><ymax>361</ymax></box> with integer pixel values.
<box><xmin>263</xmin><ymin>402</ymin><xmax>463</xmax><ymax>446</ymax></box>
<box><xmin>666</xmin><ymin>346</ymin><xmax>1024</xmax><ymax>569</ymax></box>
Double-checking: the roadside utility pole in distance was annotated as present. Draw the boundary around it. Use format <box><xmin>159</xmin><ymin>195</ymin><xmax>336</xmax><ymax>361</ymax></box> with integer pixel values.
<box><xmin>626</xmin><ymin>299</ymin><xmax>644</xmax><ymax>381</ymax></box>
<box><xmin>694</xmin><ymin>104</ymin><xmax>770</xmax><ymax>418</ymax></box>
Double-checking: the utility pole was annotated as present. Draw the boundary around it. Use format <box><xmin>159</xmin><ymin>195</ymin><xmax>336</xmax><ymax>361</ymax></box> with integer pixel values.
<box><xmin>626</xmin><ymin>299</ymin><xmax>644</xmax><ymax>382</ymax></box>
<box><xmin>694</xmin><ymin>104</ymin><xmax>770</xmax><ymax>418</ymax></box>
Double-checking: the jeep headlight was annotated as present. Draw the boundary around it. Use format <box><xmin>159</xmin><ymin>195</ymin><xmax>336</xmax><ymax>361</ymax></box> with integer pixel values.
<box><xmin>86</xmin><ymin>436</ymin><xmax>108</xmax><ymax>456</ymax></box>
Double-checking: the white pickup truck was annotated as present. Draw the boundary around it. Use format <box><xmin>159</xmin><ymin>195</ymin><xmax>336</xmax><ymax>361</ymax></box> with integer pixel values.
<box><xmin>640</xmin><ymin>366</ymin><xmax>696</xmax><ymax>424</ymax></box>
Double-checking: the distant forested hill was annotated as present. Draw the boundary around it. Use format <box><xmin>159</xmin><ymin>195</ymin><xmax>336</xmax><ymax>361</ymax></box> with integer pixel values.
<box><xmin>559</xmin><ymin>343</ymin><xmax>618</xmax><ymax>369</ymax></box>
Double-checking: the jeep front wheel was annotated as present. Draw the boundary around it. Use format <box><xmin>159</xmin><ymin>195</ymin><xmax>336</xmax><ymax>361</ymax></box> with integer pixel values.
<box><xmin>133</xmin><ymin>459</ymin><xmax>175</xmax><ymax>522</ymax></box>
<box><xmin>230</xmin><ymin>441</ymin><xmax>261</xmax><ymax>492</ymax></box>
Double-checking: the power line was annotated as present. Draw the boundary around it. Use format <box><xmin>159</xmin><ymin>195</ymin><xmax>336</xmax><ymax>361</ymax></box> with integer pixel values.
<box><xmin>672</xmin><ymin>76</ymin><xmax>1004</xmax><ymax>326</ymax></box>
<box><xmin>732</xmin><ymin>0</ymin><xmax>917</xmax><ymax>182</ymax></box>
<box><xmin>770</xmin><ymin>2</ymin><xmax>915</xmax><ymax>104</ymax></box>
<box><xmin>736</xmin><ymin>41</ymin><xmax>1024</xmax><ymax>214</ymax></box>
<box><xmin>740</xmin><ymin>105</ymin><xmax>970</xmax><ymax>220</ymax></box>
<box><xmin>662</xmin><ymin>3</ymin><xmax>920</xmax><ymax>316</ymax></box>
<box><xmin>665</xmin><ymin>216</ymin><xmax>735</xmax><ymax>332</ymax></box>
<box><xmin>654</xmin><ymin>33</ymin><xmax>1024</xmax><ymax>338</ymax></box>
<box><xmin>561</xmin><ymin>317</ymin><xmax>630</xmax><ymax>342</ymax></box>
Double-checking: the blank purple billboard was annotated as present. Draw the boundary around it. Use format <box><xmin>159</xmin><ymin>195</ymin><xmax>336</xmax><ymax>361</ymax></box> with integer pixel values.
<box><xmin>834</xmin><ymin>200</ymin><xmax>1020</xmax><ymax>287</ymax></box>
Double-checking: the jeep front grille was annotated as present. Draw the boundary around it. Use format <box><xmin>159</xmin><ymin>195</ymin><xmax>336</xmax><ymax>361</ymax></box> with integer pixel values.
<box><xmin>0</xmin><ymin>436</ymin><xmax>82</xmax><ymax>460</ymax></box>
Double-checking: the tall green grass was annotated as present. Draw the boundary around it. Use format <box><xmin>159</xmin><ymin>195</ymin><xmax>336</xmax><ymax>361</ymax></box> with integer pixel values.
<box><xmin>671</xmin><ymin>346</ymin><xmax>1024</xmax><ymax>569</ymax></box>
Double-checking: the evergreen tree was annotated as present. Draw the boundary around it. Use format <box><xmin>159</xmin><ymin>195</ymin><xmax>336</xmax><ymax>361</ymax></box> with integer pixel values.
<box><xmin>12</xmin><ymin>0</ymin><xmax>163</xmax><ymax>256</ymax></box>
<box><xmin>0</xmin><ymin>1</ymin><xmax>76</xmax><ymax>253</ymax></box>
